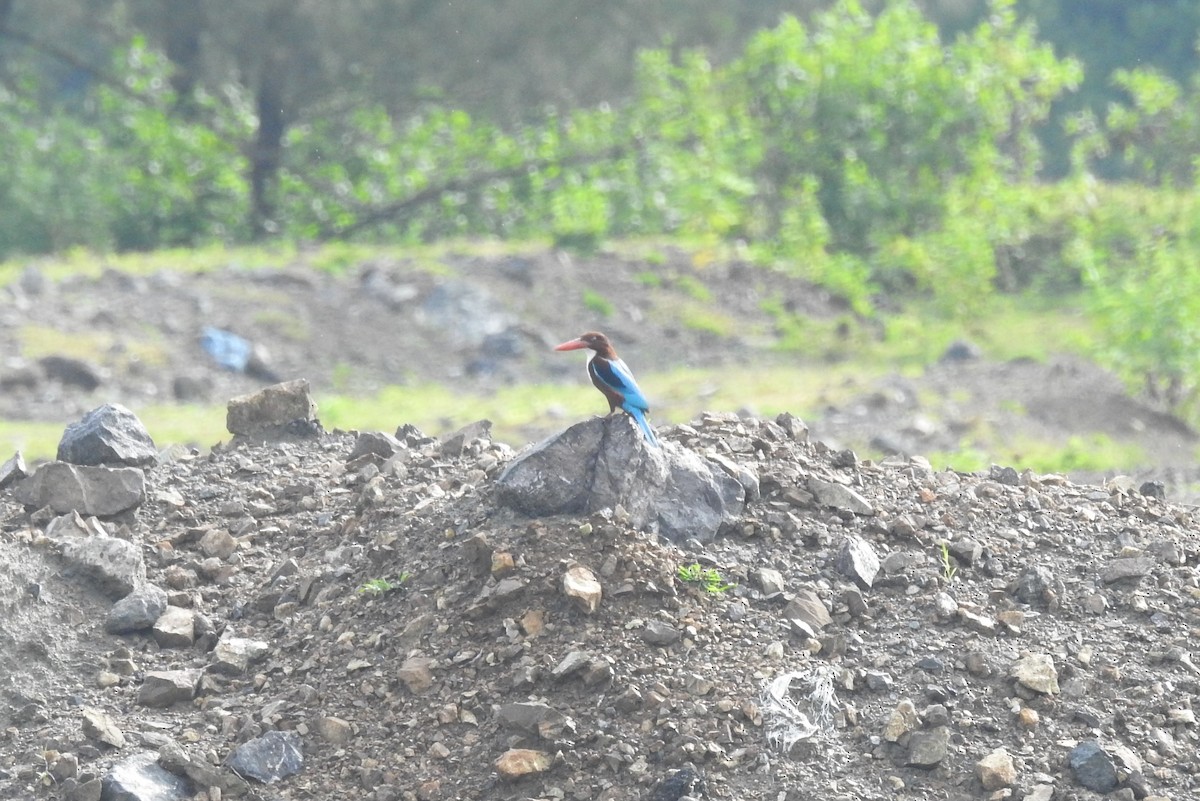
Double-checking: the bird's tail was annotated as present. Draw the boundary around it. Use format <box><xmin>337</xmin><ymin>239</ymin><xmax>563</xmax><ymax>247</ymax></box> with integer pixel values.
<box><xmin>628</xmin><ymin>407</ymin><xmax>660</xmax><ymax>448</ymax></box>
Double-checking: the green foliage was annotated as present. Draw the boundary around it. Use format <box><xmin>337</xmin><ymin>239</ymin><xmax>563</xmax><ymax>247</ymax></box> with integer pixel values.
<box><xmin>357</xmin><ymin>573</ymin><xmax>411</xmax><ymax>597</ymax></box>
<box><xmin>1078</xmin><ymin>196</ymin><xmax>1200</xmax><ymax>414</ymax></box>
<box><xmin>938</xmin><ymin>542</ymin><xmax>958</xmax><ymax>581</ymax></box>
<box><xmin>677</xmin><ymin>563</ymin><xmax>736</xmax><ymax>594</ymax></box>
<box><xmin>1071</xmin><ymin>67</ymin><xmax>1200</xmax><ymax>186</ymax></box>
<box><xmin>582</xmin><ymin>289</ymin><xmax>616</xmax><ymax>318</ymax></box>
<box><xmin>0</xmin><ymin>37</ymin><xmax>248</xmax><ymax>258</ymax></box>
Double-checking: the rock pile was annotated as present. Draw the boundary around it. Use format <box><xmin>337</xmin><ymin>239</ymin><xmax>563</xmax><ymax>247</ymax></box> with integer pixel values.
<box><xmin>0</xmin><ymin>399</ymin><xmax>1197</xmax><ymax>801</ymax></box>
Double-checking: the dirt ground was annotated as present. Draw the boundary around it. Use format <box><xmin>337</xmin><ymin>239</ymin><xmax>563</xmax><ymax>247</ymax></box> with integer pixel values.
<box><xmin>1</xmin><ymin>249</ymin><xmax>1199</xmax><ymax>801</ymax></box>
<box><xmin>2</xmin><ymin>247</ymin><xmax>1195</xmax><ymax>497</ymax></box>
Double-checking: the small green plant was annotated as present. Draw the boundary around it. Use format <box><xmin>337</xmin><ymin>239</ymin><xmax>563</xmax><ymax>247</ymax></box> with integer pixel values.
<box><xmin>677</xmin><ymin>562</ymin><xmax>736</xmax><ymax>594</ymax></box>
<box><xmin>634</xmin><ymin>270</ymin><xmax>663</xmax><ymax>288</ymax></box>
<box><xmin>581</xmin><ymin>288</ymin><xmax>616</xmax><ymax>318</ymax></box>
<box><xmin>357</xmin><ymin>572</ymin><xmax>411</xmax><ymax>597</ymax></box>
<box><xmin>675</xmin><ymin>274</ymin><xmax>712</xmax><ymax>302</ymax></box>
<box><xmin>938</xmin><ymin>542</ymin><xmax>958</xmax><ymax>582</ymax></box>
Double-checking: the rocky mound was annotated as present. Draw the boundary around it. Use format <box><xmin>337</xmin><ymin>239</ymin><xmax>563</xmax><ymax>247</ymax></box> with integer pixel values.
<box><xmin>1</xmin><ymin>398</ymin><xmax>1198</xmax><ymax>801</ymax></box>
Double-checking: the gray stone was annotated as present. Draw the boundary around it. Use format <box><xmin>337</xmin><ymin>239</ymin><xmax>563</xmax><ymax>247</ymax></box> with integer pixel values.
<box><xmin>1068</xmin><ymin>740</ymin><xmax>1118</xmax><ymax>793</ymax></box>
<box><xmin>138</xmin><ymin>670</ymin><xmax>200</xmax><ymax>708</ymax></box>
<box><xmin>157</xmin><ymin>742</ymin><xmax>249</xmax><ymax>799</ymax></box>
<box><xmin>976</xmin><ymin>747</ymin><xmax>1016</xmax><ymax>790</ymax></box>
<box><xmin>396</xmin><ymin>656</ymin><xmax>435</xmax><ymax>693</ymax></box>
<box><xmin>783</xmin><ymin>588</ymin><xmax>832</xmax><ymax>631</ymax></box>
<box><xmin>906</xmin><ymin>726</ymin><xmax>950</xmax><ymax>767</ymax></box>
<box><xmin>1102</xmin><ymin>556</ymin><xmax>1154</xmax><ymax>584</ymax></box>
<box><xmin>947</xmin><ymin>538</ymin><xmax>983</xmax><ymax>566</ymax></box>
<box><xmin>0</xmin><ymin>451</ymin><xmax>27</xmax><ymax>490</ymax></box>
<box><xmin>835</xmin><ymin>535</ymin><xmax>880</xmax><ymax>590</ymax></box>
<box><xmin>210</xmin><ymin>634</ymin><xmax>270</xmax><ymax>674</ymax></box>
<box><xmin>347</xmin><ymin>431</ymin><xmax>401</xmax><ymax>461</ymax></box>
<box><xmin>642</xmin><ymin>620</ymin><xmax>681</xmax><ymax>646</ymax></box>
<box><xmin>227</xmin><ymin>730</ymin><xmax>303</xmax><ymax>784</ymax></box>
<box><xmin>226</xmin><ymin>379</ymin><xmax>318</xmax><ymax>437</ymax></box>
<box><xmin>551</xmin><ymin>650</ymin><xmax>591</xmax><ymax>680</ymax></box>
<box><xmin>496</xmin><ymin>702</ymin><xmax>571</xmax><ymax>740</ymax></box>
<box><xmin>151</xmin><ymin>607</ymin><xmax>196</xmax><ymax>648</ymax></box>
<box><xmin>883</xmin><ymin>699</ymin><xmax>919</xmax><ymax>742</ymax></box>
<box><xmin>198</xmin><ymin>528</ymin><xmax>237</xmax><ymax>560</ymax></box>
<box><xmin>708</xmin><ymin>453</ymin><xmax>761</xmax><ymax>503</ymax></box>
<box><xmin>81</xmin><ymin>706</ymin><xmax>126</xmax><ymax>748</ymax></box>
<box><xmin>60</xmin><ymin>533</ymin><xmax>146</xmax><ymax>599</ymax></box>
<box><xmin>106</xmin><ymin>585</ymin><xmax>168</xmax><ymax>634</ymax></box>
<box><xmin>751</xmin><ymin>567</ymin><xmax>786</xmax><ymax>595</ymax></box>
<box><xmin>494</xmin><ymin>748</ymin><xmax>551</xmax><ymax>782</ymax></box>
<box><xmin>496</xmin><ymin>416</ymin><xmax>744</xmax><ymax>543</ymax></box>
<box><xmin>1012</xmin><ymin>653</ymin><xmax>1059</xmax><ymax>695</ymax></box>
<box><xmin>14</xmin><ymin>462</ymin><xmax>145</xmax><ymax>516</ymax></box>
<box><xmin>1010</xmin><ymin>566</ymin><xmax>1055</xmax><ymax>606</ymax></box>
<box><xmin>562</xmin><ymin>565</ymin><xmax>602</xmax><ymax>614</ymax></box>
<box><xmin>808</xmin><ymin>477</ymin><xmax>874</xmax><ymax>516</ymax></box>
<box><xmin>439</xmin><ymin>419</ymin><xmax>492</xmax><ymax>457</ymax></box>
<box><xmin>57</xmin><ymin>404</ymin><xmax>157</xmax><ymax>467</ymax></box>
<box><xmin>101</xmin><ymin>751</ymin><xmax>189</xmax><ymax>801</ymax></box>
<box><xmin>315</xmin><ymin>716</ymin><xmax>353</xmax><ymax>744</ymax></box>
<box><xmin>775</xmin><ymin>412</ymin><xmax>809</xmax><ymax>442</ymax></box>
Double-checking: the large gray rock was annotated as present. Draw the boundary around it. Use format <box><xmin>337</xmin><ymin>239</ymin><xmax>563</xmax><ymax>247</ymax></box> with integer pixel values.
<box><xmin>57</xmin><ymin>404</ymin><xmax>157</xmax><ymax>467</ymax></box>
<box><xmin>1068</xmin><ymin>741</ymin><xmax>1118</xmax><ymax>793</ymax></box>
<box><xmin>227</xmin><ymin>730</ymin><xmax>303</xmax><ymax>784</ymax></box>
<box><xmin>59</xmin><ymin>533</ymin><xmax>147</xmax><ymax>599</ymax></box>
<box><xmin>226</xmin><ymin>379</ymin><xmax>320</xmax><ymax>439</ymax></box>
<box><xmin>107</xmin><ymin>584</ymin><xmax>169</xmax><ymax>633</ymax></box>
<box><xmin>138</xmin><ymin>670</ymin><xmax>201</xmax><ymax>708</ymax></box>
<box><xmin>101</xmin><ymin>751</ymin><xmax>190</xmax><ymax>801</ymax></box>
<box><xmin>0</xmin><ymin>451</ymin><xmax>27</xmax><ymax>490</ymax></box>
<box><xmin>13</xmin><ymin>462</ymin><xmax>145</xmax><ymax>516</ymax></box>
<box><xmin>496</xmin><ymin>416</ymin><xmax>745</xmax><ymax>543</ymax></box>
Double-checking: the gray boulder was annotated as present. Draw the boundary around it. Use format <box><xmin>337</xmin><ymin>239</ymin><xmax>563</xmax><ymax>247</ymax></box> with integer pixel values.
<box><xmin>227</xmin><ymin>730</ymin><xmax>303</xmax><ymax>784</ymax></box>
<box><xmin>496</xmin><ymin>416</ymin><xmax>745</xmax><ymax>543</ymax></box>
<box><xmin>13</xmin><ymin>461</ymin><xmax>145</xmax><ymax>516</ymax></box>
<box><xmin>226</xmin><ymin>379</ymin><xmax>320</xmax><ymax>439</ymax></box>
<box><xmin>0</xmin><ymin>451</ymin><xmax>27</xmax><ymax>490</ymax></box>
<box><xmin>58</xmin><ymin>404</ymin><xmax>157</xmax><ymax>467</ymax></box>
<box><xmin>107</xmin><ymin>584</ymin><xmax>169</xmax><ymax>633</ymax></box>
<box><xmin>60</xmin><ymin>533</ymin><xmax>147</xmax><ymax>599</ymax></box>
<box><xmin>101</xmin><ymin>751</ymin><xmax>190</xmax><ymax>801</ymax></box>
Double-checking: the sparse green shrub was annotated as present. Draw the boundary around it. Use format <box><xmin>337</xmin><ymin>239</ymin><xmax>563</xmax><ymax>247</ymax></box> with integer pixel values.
<box><xmin>677</xmin><ymin>563</ymin><xmax>736</xmax><ymax>594</ymax></box>
<box><xmin>582</xmin><ymin>289</ymin><xmax>616</xmax><ymax>318</ymax></box>
<box><xmin>357</xmin><ymin>573</ymin><xmax>411</xmax><ymax>597</ymax></box>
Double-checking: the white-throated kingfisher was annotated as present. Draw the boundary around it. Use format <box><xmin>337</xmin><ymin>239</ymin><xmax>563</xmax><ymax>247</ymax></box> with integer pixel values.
<box><xmin>555</xmin><ymin>331</ymin><xmax>660</xmax><ymax>447</ymax></box>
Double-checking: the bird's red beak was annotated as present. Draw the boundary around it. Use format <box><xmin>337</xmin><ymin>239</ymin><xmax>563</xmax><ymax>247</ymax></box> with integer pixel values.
<box><xmin>554</xmin><ymin>338</ymin><xmax>587</xmax><ymax>351</ymax></box>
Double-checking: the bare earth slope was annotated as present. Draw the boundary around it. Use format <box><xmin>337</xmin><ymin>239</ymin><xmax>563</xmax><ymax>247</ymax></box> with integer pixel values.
<box><xmin>1</xmin><ymin>413</ymin><xmax>1198</xmax><ymax>800</ymax></box>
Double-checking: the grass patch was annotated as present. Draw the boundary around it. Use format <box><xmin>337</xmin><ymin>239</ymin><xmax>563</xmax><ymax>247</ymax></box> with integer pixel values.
<box><xmin>581</xmin><ymin>289</ymin><xmax>615</xmax><ymax>318</ymax></box>
<box><xmin>0</xmin><ymin>237</ymin><xmax>545</xmax><ymax>291</ymax></box>
<box><xmin>680</xmin><ymin>304</ymin><xmax>737</xmax><ymax>337</ymax></box>
<box><xmin>634</xmin><ymin>271</ymin><xmax>663</xmax><ymax>288</ymax></box>
<box><xmin>18</xmin><ymin>325</ymin><xmax>170</xmax><ymax>369</ymax></box>
<box><xmin>251</xmin><ymin>307</ymin><xmax>311</xmax><ymax>342</ymax></box>
<box><xmin>675</xmin><ymin>274</ymin><xmax>712</xmax><ymax>302</ymax></box>
<box><xmin>923</xmin><ymin>433</ymin><xmax>1147</xmax><ymax>476</ymax></box>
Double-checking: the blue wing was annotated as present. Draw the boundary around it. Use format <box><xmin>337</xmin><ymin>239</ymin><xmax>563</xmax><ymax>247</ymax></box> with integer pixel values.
<box><xmin>590</xmin><ymin>356</ymin><xmax>659</xmax><ymax>446</ymax></box>
<box><xmin>591</xmin><ymin>357</ymin><xmax>650</xmax><ymax>412</ymax></box>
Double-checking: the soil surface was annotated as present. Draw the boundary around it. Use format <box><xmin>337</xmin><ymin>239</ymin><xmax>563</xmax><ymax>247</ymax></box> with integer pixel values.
<box><xmin>1</xmin><ymin>250</ymin><xmax>1200</xmax><ymax>800</ymax></box>
<box><xmin>2</xmin><ymin>247</ymin><xmax>1197</xmax><ymax>496</ymax></box>
<box><xmin>1</xmin><ymin>409</ymin><xmax>1198</xmax><ymax>801</ymax></box>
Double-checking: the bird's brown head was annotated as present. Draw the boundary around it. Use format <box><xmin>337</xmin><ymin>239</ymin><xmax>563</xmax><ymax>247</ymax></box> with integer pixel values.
<box><xmin>554</xmin><ymin>331</ymin><xmax>615</xmax><ymax>357</ymax></box>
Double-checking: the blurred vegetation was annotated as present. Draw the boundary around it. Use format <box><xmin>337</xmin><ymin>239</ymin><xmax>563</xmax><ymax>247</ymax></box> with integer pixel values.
<box><xmin>2</xmin><ymin>0</ymin><xmax>1200</xmax><ymax>419</ymax></box>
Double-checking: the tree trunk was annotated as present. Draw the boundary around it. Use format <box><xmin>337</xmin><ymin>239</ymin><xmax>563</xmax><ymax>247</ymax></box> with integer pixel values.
<box><xmin>250</xmin><ymin>53</ymin><xmax>286</xmax><ymax>237</ymax></box>
<box><xmin>160</xmin><ymin>0</ymin><xmax>205</xmax><ymax>113</ymax></box>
